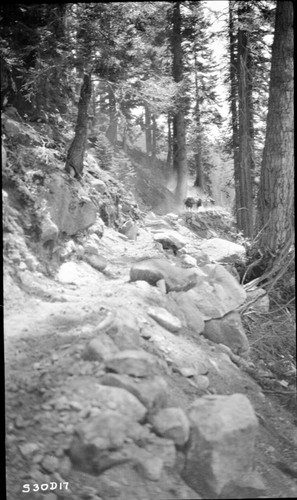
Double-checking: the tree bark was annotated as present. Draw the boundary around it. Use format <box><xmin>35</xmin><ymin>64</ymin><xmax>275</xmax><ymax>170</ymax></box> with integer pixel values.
<box><xmin>255</xmin><ymin>1</ymin><xmax>294</xmax><ymax>267</ymax></box>
<box><xmin>229</xmin><ymin>1</ymin><xmax>240</xmax><ymax>216</ymax></box>
<box><xmin>166</xmin><ymin>114</ymin><xmax>173</xmax><ymax>169</ymax></box>
<box><xmin>152</xmin><ymin>114</ymin><xmax>157</xmax><ymax>160</ymax></box>
<box><xmin>193</xmin><ymin>53</ymin><xmax>203</xmax><ymax>189</ymax></box>
<box><xmin>145</xmin><ymin>104</ymin><xmax>152</xmax><ymax>156</ymax></box>
<box><xmin>65</xmin><ymin>73</ymin><xmax>92</xmax><ymax>178</ymax></box>
<box><xmin>106</xmin><ymin>87</ymin><xmax>118</xmax><ymax>144</ymax></box>
<box><xmin>171</xmin><ymin>1</ymin><xmax>188</xmax><ymax>205</ymax></box>
<box><xmin>237</xmin><ymin>5</ymin><xmax>253</xmax><ymax>237</ymax></box>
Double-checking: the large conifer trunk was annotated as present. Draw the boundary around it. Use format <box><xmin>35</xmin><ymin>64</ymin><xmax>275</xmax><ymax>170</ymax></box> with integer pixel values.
<box><xmin>256</xmin><ymin>1</ymin><xmax>294</xmax><ymax>265</ymax></box>
<box><xmin>171</xmin><ymin>1</ymin><xmax>188</xmax><ymax>205</ymax></box>
<box><xmin>145</xmin><ymin>105</ymin><xmax>152</xmax><ymax>156</ymax></box>
<box><xmin>193</xmin><ymin>53</ymin><xmax>203</xmax><ymax>189</ymax></box>
<box><xmin>166</xmin><ymin>114</ymin><xmax>173</xmax><ymax>168</ymax></box>
<box><xmin>106</xmin><ymin>87</ymin><xmax>118</xmax><ymax>144</ymax></box>
<box><xmin>237</xmin><ymin>25</ymin><xmax>253</xmax><ymax>237</ymax></box>
<box><xmin>65</xmin><ymin>73</ymin><xmax>92</xmax><ymax>178</ymax></box>
<box><xmin>229</xmin><ymin>2</ymin><xmax>240</xmax><ymax>216</ymax></box>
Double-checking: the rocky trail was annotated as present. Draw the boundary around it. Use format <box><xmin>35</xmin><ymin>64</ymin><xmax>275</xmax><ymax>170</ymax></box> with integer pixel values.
<box><xmin>2</xmin><ymin>107</ymin><xmax>296</xmax><ymax>500</ymax></box>
<box><xmin>4</xmin><ymin>210</ymin><xmax>297</xmax><ymax>500</ymax></box>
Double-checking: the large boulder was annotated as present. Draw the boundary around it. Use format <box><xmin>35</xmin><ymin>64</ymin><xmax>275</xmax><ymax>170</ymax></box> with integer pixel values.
<box><xmin>100</xmin><ymin>373</ymin><xmax>168</xmax><ymax>412</ymax></box>
<box><xmin>89</xmin><ymin>384</ymin><xmax>147</xmax><ymax>422</ymax></box>
<box><xmin>203</xmin><ymin>310</ymin><xmax>250</xmax><ymax>356</ymax></box>
<box><xmin>183</xmin><ymin>264</ymin><xmax>246</xmax><ymax>321</ymax></box>
<box><xmin>149</xmin><ymin>407</ymin><xmax>190</xmax><ymax>446</ymax></box>
<box><xmin>83</xmin><ymin>253</ymin><xmax>108</xmax><ymax>272</ymax></box>
<box><xmin>40</xmin><ymin>213</ymin><xmax>59</xmax><ymax>245</ymax></box>
<box><xmin>182</xmin><ymin>394</ymin><xmax>259</xmax><ymax>498</ymax></box>
<box><xmin>199</xmin><ymin>238</ymin><xmax>246</xmax><ymax>264</ymax></box>
<box><xmin>44</xmin><ymin>174</ymin><xmax>97</xmax><ymax>236</ymax></box>
<box><xmin>153</xmin><ymin>231</ymin><xmax>187</xmax><ymax>251</ymax></box>
<box><xmin>130</xmin><ymin>258</ymin><xmax>199</xmax><ymax>293</ymax></box>
<box><xmin>83</xmin><ymin>334</ymin><xmax>119</xmax><ymax>361</ymax></box>
<box><xmin>105</xmin><ymin>350</ymin><xmax>159</xmax><ymax>377</ymax></box>
<box><xmin>2</xmin><ymin>116</ymin><xmax>39</xmax><ymax>145</ymax></box>
<box><xmin>169</xmin><ymin>292</ymin><xmax>205</xmax><ymax>334</ymax></box>
<box><xmin>67</xmin><ymin>412</ymin><xmax>146</xmax><ymax>474</ymax></box>
<box><xmin>103</xmin><ymin>307</ymin><xmax>141</xmax><ymax>350</ymax></box>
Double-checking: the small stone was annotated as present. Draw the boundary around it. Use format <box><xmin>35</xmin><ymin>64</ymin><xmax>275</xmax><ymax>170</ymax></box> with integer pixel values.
<box><xmin>40</xmin><ymin>214</ymin><xmax>59</xmax><ymax>244</ymax></box>
<box><xmin>156</xmin><ymin>279</ymin><xmax>167</xmax><ymax>293</ymax></box>
<box><xmin>135</xmin><ymin>453</ymin><xmax>164</xmax><ymax>481</ymax></box>
<box><xmin>25</xmin><ymin>255</ymin><xmax>39</xmax><ymax>271</ymax></box>
<box><xmin>6</xmin><ymin>434</ymin><xmax>16</xmax><ymax>444</ymax></box>
<box><xmin>64</xmin><ymin>424</ymin><xmax>75</xmax><ymax>435</ymax></box>
<box><xmin>29</xmin><ymin>466</ymin><xmax>46</xmax><ymax>483</ymax></box>
<box><xmin>15</xmin><ymin>415</ymin><xmax>27</xmax><ymax>428</ymax></box>
<box><xmin>195</xmin><ymin>375</ymin><xmax>210</xmax><ymax>391</ymax></box>
<box><xmin>97</xmin><ymin>477</ymin><xmax>122</xmax><ymax>497</ymax></box>
<box><xmin>59</xmin><ymin>455</ymin><xmax>72</xmax><ymax>476</ymax></box>
<box><xmin>91</xmin><ymin>179</ymin><xmax>106</xmax><ymax>194</ymax></box>
<box><xmin>32</xmin><ymin>454</ymin><xmax>44</xmax><ymax>464</ymax></box>
<box><xmin>148</xmin><ymin>307</ymin><xmax>182</xmax><ymax>333</ymax></box>
<box><xmin>41</xmin><ymin>454</ymin><xmax>59</xmax><ymax>473</ymax></box>
<box><xmin>105</xmin><ymin>350</ymin><xmax>158</xmax><ymax>377</ymax></box>
<box><xmin>175</xmin><ymin>366</ymin><xmax>197</xmax><ymax>377</ymax></box>
<box><xmin>266</xmin><ymin>446</ymin><xmax>275</xmax><ymax>454</ymax></box>
<box><xmin>83</xmin><ymin>334</ymin><xmax>118</xmax><ymax>362</ymax></box>
<box><xmin>149</xmin><ymin>407</ymin><xmax>190</xmax><ymax>446</ymax></box>
<box><xmin>180</xmin><ymin>254</ymin><xmax>197</xmax><ymax>268</ymax></box>
<box><xmin>69</xmin><ymin>401</ymin><xmax>84</xmax><ymax>411</ymax></box>
<box><xmin>41</xmin><ymin>403</ymin><xmax>53</xmax><ymax>410</ymax></box>
<box><xmin>84</xmin><ymin>253</ymin><xmax>107</xmax><ymax>272</ymax></box>
<box><xmin>19</xmin><ymin>442</ymin><xmax>40</xmax><ymax>457</ymax></box>
<box><xmin>54</xmin><ymin>396</ymin><xmax>70</xmax><ymax>411</ymax></box>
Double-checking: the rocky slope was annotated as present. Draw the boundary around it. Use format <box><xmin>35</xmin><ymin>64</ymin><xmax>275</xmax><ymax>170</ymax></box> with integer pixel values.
<box><xmin>3</xmin><ymin>109</ymin><xmax>297</xmax><ymax>500</ymax></box>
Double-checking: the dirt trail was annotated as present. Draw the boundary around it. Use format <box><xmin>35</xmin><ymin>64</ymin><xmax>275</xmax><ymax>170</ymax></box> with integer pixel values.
<box><xmin>4</xmin><ymin>226</ymin><xmax>297</xmax><ymax>499</ymax></box>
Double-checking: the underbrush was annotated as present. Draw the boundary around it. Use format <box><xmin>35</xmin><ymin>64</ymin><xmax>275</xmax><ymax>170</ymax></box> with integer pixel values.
<box><xmin>243</xmin><ymin>284</ymin><xmax>296</xmax><ymax>413</ymax></box>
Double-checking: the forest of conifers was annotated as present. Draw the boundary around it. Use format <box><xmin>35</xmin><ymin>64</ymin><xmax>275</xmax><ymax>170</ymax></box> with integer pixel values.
<box><xmin>0</xmin><ymin>1</ymin><xmax>294</xmax><ymax>288</ymax></box>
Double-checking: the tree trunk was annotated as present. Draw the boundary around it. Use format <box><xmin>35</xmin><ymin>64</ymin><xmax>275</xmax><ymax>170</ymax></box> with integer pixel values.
<box><xmin>193</xmin><ymin>53</ymin><xmax>203</xmax><ymax>189</ymax></box>
<box><xmin>255</xmin><ymin>1</ymin><xmax>294</xmax><ymax>269</ymax></box>
<box><xmin>145</xmin><ymin>105</ymin><xmax>152</xmax><ymax>156</ymax></box>
<box><xmin>65</xmin><ymin>73</ymin><xmax>92</xmax><ymax>178</ymax></box>
<box><xmin>123</xmin><ymin>125</ymin><xmax>128</xmax><ymax>152</ymax></box>
<box><xmin>166</xmin><ymin>114</ymin><xmax>173</xmax><ymax>169</ymax></box>
<box><xmin>171</xmin><ymin>1</ymin><xmax>187</xmax><ymax>205</ymax></box>
<box><xmin>229</xmin><ymin>1</ymin><xmax>240</xmax><ymax>216</ymax></box>
<box><xmin>106</xmin><ymin>87</ymin><xmax>117</xmax><ymax>144</ymax></box>
<box><xmin>237</xmin><ymin>6</ymin><xmax>253</xmax><ymax>238</ymax></box>
<box><xmin>92</xmin><ymin>85</ymin><xmax>97</xmax><ymax>120</ymax></box>
<box><xmin>152</xmin><ymin>114</ymin><xmax>157</xmax><ymax>160</ymax></box>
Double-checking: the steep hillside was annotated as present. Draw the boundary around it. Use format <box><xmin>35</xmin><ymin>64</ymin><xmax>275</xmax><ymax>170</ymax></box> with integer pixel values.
<box><xmin>3</xmin><ymin>110</ymin><xmax>297</xmax><ymax>500</ymax></box>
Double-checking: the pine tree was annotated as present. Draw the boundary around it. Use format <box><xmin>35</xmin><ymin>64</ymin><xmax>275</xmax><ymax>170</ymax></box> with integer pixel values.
<box><xmin>237</xmin><ymin>1</ymin><xmax>253</xmax><ymax>237</ymax></box>
<box><xmin>254</xmin><ymin>0</ymin><xmax>294</xmax><ymax>285</ymax></box>
<box><xmin>170</xmin><ymin>2</ymin><xmax>188</xmax><ymax>205</ymax></box>
<box><xmin>1</xmin><ymin>4</ymin><xmax>68</xmax><ymax>119</ymax></box>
